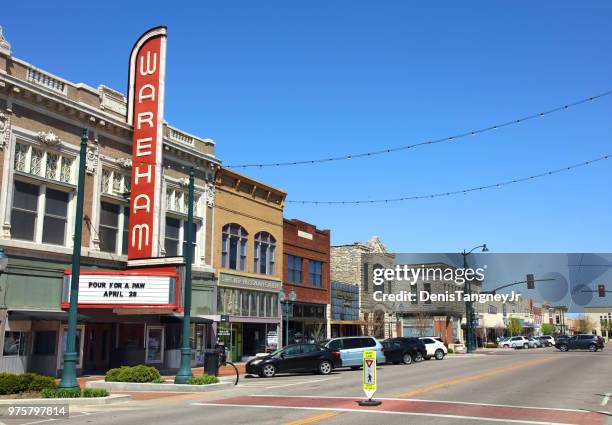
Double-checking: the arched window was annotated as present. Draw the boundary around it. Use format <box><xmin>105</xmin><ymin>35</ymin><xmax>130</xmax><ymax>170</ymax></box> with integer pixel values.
<box><xmin>222</xmin><ymin>224</ymin><xmax>248</xmax><ymax>271</ymax></box>
<box><xmin>253</xmin><ymin>232</ymin><xmax>276</xmax><ymax>275</ymax></box>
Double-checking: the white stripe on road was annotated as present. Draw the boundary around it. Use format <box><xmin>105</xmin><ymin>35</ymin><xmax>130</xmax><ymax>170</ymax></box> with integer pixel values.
<box><xmin>239</xmin><ymin>377</ymin><xmax>339</xmax><ymax>388</ymax></box>
<box><xmin>601</xmin><ymin>393</ymin><xmax>610</xmax><ymax>406</ymax></box>
<box><xmin>256</xmin><ymin>394</ymin><xmax>589</xmax><ymax>413</ymax></box>
<box><xmin>192</xmin><ymin>402</ymin><xmax>572</xmax><ymax>425</ymax></box>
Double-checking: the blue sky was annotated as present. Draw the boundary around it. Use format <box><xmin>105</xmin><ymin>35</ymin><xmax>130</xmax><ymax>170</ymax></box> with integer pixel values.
<box><xmin>4</xmin><ymin>2</ymin><xmax>612</xmax><ymax>252</ymax></box>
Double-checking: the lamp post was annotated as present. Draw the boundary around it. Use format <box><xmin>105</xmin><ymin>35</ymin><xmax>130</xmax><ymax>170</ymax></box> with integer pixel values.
<box><xmin>279</xmin><ymin>288</ymin><xmax>296</xmax><ymax>347</ymax></box>
<box><xmin>175</xmin><ymin>167</ymin><xmax>195</xmax><ymax>384</ymax></box>
<box><xmin>461</xmin><ymin>243</ymin><xmax>488</xmax><ymax>353</ymax></box>
<box><xmin>58</xmin><ymin>129</ymin><xmax>88</xmax><ymax>389</ymax></box>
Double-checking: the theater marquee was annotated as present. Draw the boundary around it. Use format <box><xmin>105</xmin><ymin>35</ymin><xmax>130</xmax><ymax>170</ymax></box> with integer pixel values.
<box><xmin>62</xmin><ymin>267</ymin><xmax>180</xmax><ymax>309</ymax></box>
<box><xmin>126</xmin><ymin>26</ymin><xmax>167</xmax><ymax>259</ymax></box>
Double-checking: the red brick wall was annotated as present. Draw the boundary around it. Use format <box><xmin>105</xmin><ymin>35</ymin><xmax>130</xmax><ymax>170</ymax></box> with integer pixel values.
<box><xmin>283</xmin><ymin>219</ymin><xmax>330</xmax><ymax>305</ymax></box>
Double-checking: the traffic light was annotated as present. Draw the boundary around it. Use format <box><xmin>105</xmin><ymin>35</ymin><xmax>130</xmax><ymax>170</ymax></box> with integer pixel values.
<box><xmin>599</xmin><ymin>284</ymin><xmax>606</xmax><ymax>297</ymax></box>
<box><xmin>526</xmin><ymin>274</ymin><xmax>535</xmax><ymax>290</ymax></box>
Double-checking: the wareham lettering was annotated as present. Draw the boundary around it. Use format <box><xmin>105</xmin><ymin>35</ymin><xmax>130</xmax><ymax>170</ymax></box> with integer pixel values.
<box><xmin>127</xmin><ymin>27</ymin><xmax>167</xmax><ymax>259</ymax></box>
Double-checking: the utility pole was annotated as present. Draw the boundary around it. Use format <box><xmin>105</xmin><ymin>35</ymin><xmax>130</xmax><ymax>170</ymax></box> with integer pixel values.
<box><xmin>175</xmin><ymin>167</ymin><xmax>195</xmax><ymax>384</ymax></box>
<box><xmin>462</xmin><ymin>244</ymin><xmax>488</xmax><ymax>353</ymax></box>
<box><xmin>58</xmin><ymin>129</ymin><xmax>88</xmax><ymax>389</ymax></box>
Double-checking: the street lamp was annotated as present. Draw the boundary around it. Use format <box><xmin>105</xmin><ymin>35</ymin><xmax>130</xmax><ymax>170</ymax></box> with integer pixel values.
<box><xmin>175</xmin><ymin>167</ymin><xmax>195</xmax><ymax>384</ymax></box>
<box><xmin>59</xmin><ymin>129</ymin><xmax>88</xmax><ymax>390</ymax></box>
<box><xmin>462</xmin><ymin>243</ymin><xmax>488</xmax><ymax>353</ymax></box>
<box><xmin>279</xmin><ymin>288</ymin><xmax>296</xmax><ymax>347</ymax></box>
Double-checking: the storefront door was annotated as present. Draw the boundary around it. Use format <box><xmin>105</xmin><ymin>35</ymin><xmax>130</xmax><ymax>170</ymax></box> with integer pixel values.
<box><xmin>84</xmin><ymin>323</ymin><xmax>111</xmax><ymax>373</ymax></box>
<box><xmin>231</xmin><ymin>323</ymin><xmax>242</xmax><ymax>362</ymax></box>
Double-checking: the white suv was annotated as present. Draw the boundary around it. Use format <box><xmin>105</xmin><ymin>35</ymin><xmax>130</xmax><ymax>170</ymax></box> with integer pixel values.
<box><xmin>419</xmin><ymin>337</ymin><xmax>448</xmax><ymax>360</ymax></box>
<box><xmin>500</xmin><ymin>336</ymin><xmax>530</xmax><ymax>349</ymax></box>
<box><xmin>539</xmin><ymin>335</ymin><xmax>555</xmax><ymax>347</ymax></box>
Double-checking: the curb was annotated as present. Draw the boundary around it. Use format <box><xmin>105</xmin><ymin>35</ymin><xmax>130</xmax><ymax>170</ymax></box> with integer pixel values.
<box><xmin>86</xmin><ymin>380</ymin><xmax>233</xmax><ymax>393</ymax></box>
<box><xmin>0</xmin><ymin>394</ymin><xmax>132</xmax><ymax>406</ymax></box>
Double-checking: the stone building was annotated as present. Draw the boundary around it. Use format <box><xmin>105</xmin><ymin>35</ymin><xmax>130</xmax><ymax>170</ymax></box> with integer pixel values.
<box><xmin>330</xmin><ymin>236</ymin><xmax>395</xmax><ymax>339</ymax></box>
<box><xmin>0</xmin><ymin>27</ymin><xmax>220</xmax><ymax>376</ymax></box>
<box><xmin>213</xmin><ymin>167</ymin><xmax>285</xmax><ymax>361</ymax></box>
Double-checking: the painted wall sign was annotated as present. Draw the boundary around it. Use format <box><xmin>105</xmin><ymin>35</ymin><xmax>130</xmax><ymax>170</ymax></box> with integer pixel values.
<box><xmin>126</xmin><ymin>26</ymin><xmax>167</xmax><ymax>259</ymax></box>
<box><xmin>219</xmin><ymin>272</ymin><xmax>282</xmax><ymax>292</ymax></box>
<box><xmin>62</xmin><ymin>267</ymin><xmax>179</xmax><ymax>309</ymax></box>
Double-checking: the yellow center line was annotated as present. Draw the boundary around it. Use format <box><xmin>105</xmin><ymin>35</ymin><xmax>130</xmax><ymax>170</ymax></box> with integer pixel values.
<box><xmin>282</xmin><ymin>411</ymin><xmax>340</xmax><ymax>425</ymax></box>
<box><xmin>398</xmin><ymin>356</ymin><xmax>557</xmax><ymax>398</ymax></box>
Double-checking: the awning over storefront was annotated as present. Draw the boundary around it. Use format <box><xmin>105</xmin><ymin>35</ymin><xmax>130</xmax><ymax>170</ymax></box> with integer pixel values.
<box><xmin>8</xmin><ymin>309</ymin><xmax>90</xmax><ymax>321</ymax></box>
<box><xmin>330</xmin><ymin>320</ymin><xmax>368</xmax><ymax>326</ymax></box>
<box><xmin>160</xmin><ymin>314</ymin><xmax>213</xmax><ymax>324</ymax></box>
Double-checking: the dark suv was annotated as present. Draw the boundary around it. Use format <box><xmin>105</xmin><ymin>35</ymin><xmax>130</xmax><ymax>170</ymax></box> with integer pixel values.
<box><xmin>385</xmin><ymin>337</ymin><xmax>428</xmax><ymax>362</ymax></box>
<box><xmin>555</xmin><ymin>334</ymin><xmax>604</xmax><ymax>352</ymax></box>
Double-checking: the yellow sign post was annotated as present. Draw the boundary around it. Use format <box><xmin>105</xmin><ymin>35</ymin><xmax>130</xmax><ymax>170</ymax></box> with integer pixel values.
<box><xmin>359</xmin><ymin>350</ymin><xmax>382</xmax><ymax>406</ymax></box>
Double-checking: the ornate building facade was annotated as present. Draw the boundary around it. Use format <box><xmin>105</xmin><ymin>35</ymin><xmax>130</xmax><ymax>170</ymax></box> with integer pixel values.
<box><xmin>0</xmin><ymin>27</ymin><xmax>220</xmax><ymax>376</ymax></box>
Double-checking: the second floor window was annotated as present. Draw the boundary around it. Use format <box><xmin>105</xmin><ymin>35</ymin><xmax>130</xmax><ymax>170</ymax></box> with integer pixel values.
<box><xmin>164</xmin><ymin>217</ymin><xmax>199</xmax><ymax>263</ymax></box>
<box><xmin>14</xmin><ymin>142</ymin><xmax>74</xmax><ymax>184</ymax></box>
<box><xmin>253</xmin><ymin>232</ymin><xmax>275</xmax><ymax>275</ymax></box>
<box><xmin>165</xmin><ymin>217</ymin><xmax>181</xmax><ymax>257</ymax></box>
<box><xmin>221</xmin><ymin>224</ymin><xmax>248</xmax><ymax>271</ymax></box>
<box><xmin>102</xmin><ymin>168</ymin><xmax>130</xmax><ymax>197</ymax></box>
<box><xmin>99</xmin><ymin>201</ymin><xmax>129</xmax><ymax>255</ymax></box>
<box><xmin>287</xmin><ymin>255</ymin><xmax>303</xmax><ymax>284</ymax></box>
<box><xmin>308</xmin><ymin>260</ymin><xmax>322</xmax><ymax>288</ymax></box>
<box><xmin>11</xmin><ymin>180</ymin><xmax>70</xmax><ymax>246</ymax></box>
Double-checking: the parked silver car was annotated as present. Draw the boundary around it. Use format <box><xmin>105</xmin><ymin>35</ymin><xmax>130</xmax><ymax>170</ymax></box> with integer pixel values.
<box><xmin>500</xmin><ymin>336</ymin><xmax>531</xmax><ymax>349</ymax></box>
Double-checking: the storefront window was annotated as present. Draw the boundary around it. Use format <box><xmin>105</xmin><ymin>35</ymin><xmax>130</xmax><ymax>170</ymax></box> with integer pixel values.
<box><xmin>3</xmin><ymin>331</ymin><xmax>30</xmax><ymax>356</ymax></box>
<box><xmin>58</xmin><ymin>326</ymin><xmax>83</xmax><ymax>368</ymax></box>
<box><xmin>259</xmin><ymin>293</ymin><xmax>265</xmax><ymax>317</ymax></box>
<box><xmin>146</xmin><ymin>326</ymin><xmax>164</xmax><ymax>364</ymax></box>
<box><xmin>242</xmin><ymin>291</ymin><xmax>250</xmax><ymax>316</ymax></box>
<box><xmin>251</xmin><ymin>292</ymin><xmax>258</xmax><ymax>316</ymax></box>
<box><xmin>33</xmin><ymin>331</ymin><xmax>56</xmax><ymax>355</ymax></box>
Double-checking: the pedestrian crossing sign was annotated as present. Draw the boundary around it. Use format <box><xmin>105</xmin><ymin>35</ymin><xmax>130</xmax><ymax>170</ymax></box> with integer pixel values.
<box><xmin>362</xmin><ymin>350</ymin><xmax>377</xmax><ymax>399</ymax></box>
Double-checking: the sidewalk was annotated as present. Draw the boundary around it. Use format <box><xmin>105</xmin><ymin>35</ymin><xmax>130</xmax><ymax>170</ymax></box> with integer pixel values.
<box><xmin>72</xmin><ymin>363</ymin><xmax>245</xmax><ymax>389</ymax></box>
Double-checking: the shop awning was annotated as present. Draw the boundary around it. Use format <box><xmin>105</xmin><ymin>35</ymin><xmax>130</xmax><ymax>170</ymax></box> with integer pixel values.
<box><xmin>8</xmin><ymin>309</ymin><xmax>90</xmax><ymax>321</ymax></box>
<box><xmin>159</xmin><ymin>314</ymin><xmax>213</xmax><ymax>324</ymax></box>
<box><xmin>330</xmin><ymin>320</ymin><xmax>368</xmax><ymax>326</ymax></box>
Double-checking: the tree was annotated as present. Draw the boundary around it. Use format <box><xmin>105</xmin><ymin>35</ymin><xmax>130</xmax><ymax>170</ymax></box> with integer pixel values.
<box><xmin>414</xmin><ymin>312</ymin><xmax>432</xmax><ymax>337</ymax></box>
<box><xmin>507</xmin><ymin>318</ymin><xmax>523</xmax><ymax>336</ymax></box>
<box><xmin>541</xmin><ymin>323</ymin><xmax>556</xmax><ymax>335</ymax></box>
<box><xmin>574</xmin><ymin>316</ymin><xmax>595</xmax><ymax>334</ymax></box>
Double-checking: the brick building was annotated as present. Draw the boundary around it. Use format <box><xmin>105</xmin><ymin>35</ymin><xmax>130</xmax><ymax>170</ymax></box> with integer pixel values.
<box><xmin>282</xmin><ymin>219</ymin><xmax>330</xmax><ymax>344</ymax></box>
<box><xmin>0</xmin><ymin>27</ymin><xmax>220</xmax><ymax>376</ymax></box>
<box><xmin>213</xmin><ymin>167</ymin><xmax>285</xmax><ymax>361</ymax></box>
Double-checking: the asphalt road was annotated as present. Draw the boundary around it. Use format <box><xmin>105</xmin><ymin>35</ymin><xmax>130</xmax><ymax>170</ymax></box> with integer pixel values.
<box><xmin>4</xmin><ymin>348</ymin><xmax>612</xmax><ymax>425</ymax></box>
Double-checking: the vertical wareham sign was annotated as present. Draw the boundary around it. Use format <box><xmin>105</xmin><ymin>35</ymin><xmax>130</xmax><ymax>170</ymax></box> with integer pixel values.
<box><xmin>126</xmin><ymin>27</ymin><xmax>167</xmax><ymax>259</ymax></box>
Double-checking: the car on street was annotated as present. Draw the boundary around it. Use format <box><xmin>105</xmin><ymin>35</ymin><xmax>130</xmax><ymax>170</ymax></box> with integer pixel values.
<box><xmin>322</xmin><ymin>336</ymin><xmax>386</xmax><ymax>369</ymax></box>
<box><xmin>555</xmin><ymin>334</ymin><xmax>604</xmax><ymax>352</ymax></box>
<box><xmin>528</xmin><ymin>337</ymin><xmax>542</xmax><ymax>348</ymax></box>
<box><xmin>381</xmin><ymin>338</ymin><xmax>422</xmax><ymax>364</ymax></box>
<box><xmin>390</xmin><ymin>337</ymin><xmax>428</xmax><ymax>362</ymax></box>
<box><xmin>500</xmin><ymin>336</ymin><xmax>531</xmax><ymax>349</ymax></box>
<box><xmin>419</xmin><ymin>337</ymin><xmax>448</xmax><ymax>359</ymax></box>
<box><xmin>245</xmin><ymin>343</ymin><xmax>342</xmax><ymax>377</ymax></box>
<box><xmin>538</xmin><ymin>335</ymin><xmax>555</xmax><ymax>347</ymax></box>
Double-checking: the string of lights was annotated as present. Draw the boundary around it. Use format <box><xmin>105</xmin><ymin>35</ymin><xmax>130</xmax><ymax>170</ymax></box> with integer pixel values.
<box><xmin>226</xmin><ymin>89</ymin><xmax>612</xmax><ymax>168</ymax></box>
<box><xmin>285</xmin><ymin>153</ymin><xmax>610</xmax><ymax>205</ymax></box>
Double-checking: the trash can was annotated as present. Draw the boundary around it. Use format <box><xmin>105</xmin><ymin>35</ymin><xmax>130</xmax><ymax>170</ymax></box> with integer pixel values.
<box><xmin>204</xmin><ymin>349</ymin><xmax>220</xmax><ymax>376</ymax></box>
